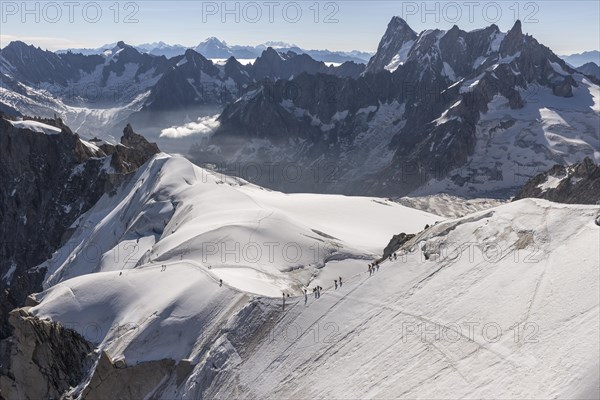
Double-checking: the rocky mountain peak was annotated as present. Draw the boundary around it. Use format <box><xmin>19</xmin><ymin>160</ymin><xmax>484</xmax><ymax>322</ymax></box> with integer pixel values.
<box><xmin>113</xmin><ymin>123</ymin><xmax>160</xmax><ymax>173</ymax></box>
<box><xmin>225</xmin><ymin>55</ymin><xmax>240</xmax><ymax>65</ymax></box>
<box><xmin>509</xmin><ymin>19</ymin><xmax>523</xmax><ymax>36</ymax></box>
<box><xmin>121</xmin><ymin>123</ymin><xmax>157</xmax><ymax>149</ymax></box>
<box><xmin>3</xmin><ymin>40</ymin><xmax>32</xmax><ymax>52</ymax></box>
<box><xmin>194</xmin><ymin>37</ymin><xmax>232</xmax><ymax>58</ymax></box>
<box><xmin>184</xmin><ymin>48</ymin><xmax>197</xmax><ymax>58</ymax></box>
<box><xmin>179</xmin><ymin>48</ymin><xmax>212</xmax><ymax>70</ymax></box>
<box><xmin>489</xmin><ymin>23</ymin><xmax>500</xmax><ymax>33</ymax></box>
<box><xmin>389</xmin><ymin>16</ymin><xmax>415</xmax><ymax>33</ymax></box>
<box><xmin>262</xmin><ymin>47</ymin><xmax>282</xmax><ymax>59</ymax></box>
<box><xmin>500</xmin><ymin>20</ymin><xmax>524</xmax><ymax>56</ymax></box>
<box><xmin>203</xmin><ymin>36</ymin><xmax>225</xmax><ymax>45</ymax></box>
<box><xmin>447</xmin><ymin>24</ymin><xmax>461</xmax><ymax>34</ymax></box>
<box><xmin>365</xmin><ymin>16</ymin><xmax>418</xmax><ymax>73</ymax></box>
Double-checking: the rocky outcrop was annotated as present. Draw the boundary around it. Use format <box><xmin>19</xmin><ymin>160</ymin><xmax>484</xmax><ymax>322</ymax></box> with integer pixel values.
<box><xmin>0</xmin><ymin>307</ymin><xmax>94</xmax><ymax>400</ymax></box>
<box><xmin>82</xmin><ymin>352</ymin><xmax>176</xmax><ymax>400</ymax></box>
<box><xmin>513</xmin><ymin>158</ymin><xmax>600</xmax><ymax>204</ymax></box>
<box><xmin>104</xmin><ymin>124</ymin><xmax>161</xmax><ymax>173</ymax></box>
<box><xmin>382</xmin><ymin>233</ymin><xmax>416</xmax><ymax>260</ymax></box>
<box><xmin>0</xmin><ymin>307</ymin><xmax>177</xmax><ymax>400</ymax></box>
<box><xmin>365</xmin><ymin>16</ymin><xmax>417</xmax><ymax>73</ymax></box>
<box><xmin>0</xmin><ymin>116</ymin><xmax>159</xmax><ymax>340</ymax></box>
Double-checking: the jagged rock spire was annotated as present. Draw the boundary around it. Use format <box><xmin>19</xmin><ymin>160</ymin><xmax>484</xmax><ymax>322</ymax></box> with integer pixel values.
<box><xmin>365</xmin><ymin>16</ymin><xmax>418</xmax><ymax>73</ymax></box>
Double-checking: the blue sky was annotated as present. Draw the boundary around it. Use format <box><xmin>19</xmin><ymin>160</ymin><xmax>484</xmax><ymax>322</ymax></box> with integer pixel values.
<box><xmin>1</xmin><ymin>1</ymin><xmax>598</xmax><ymax>55</ymax></box>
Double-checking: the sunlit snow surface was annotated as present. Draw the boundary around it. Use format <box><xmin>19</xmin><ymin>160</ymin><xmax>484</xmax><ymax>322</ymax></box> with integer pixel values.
<box><xmin>200</xmin><ymin>200</ymin><xmax>599</xmax><ymax>400</ymax></box>
<box><xmin>39</xmin><ymin>154</ymin><xmax>439</xmax><ymax>294</ymax></box>
<box><xmin>30</xmin><ymin>154</ymin><xmax>599</xmax><ymax>399</ymax></box>
<box><xmin>7</xmin><ymin>119</ymin><xmax>61</xmax><ymax>135</ymax></box>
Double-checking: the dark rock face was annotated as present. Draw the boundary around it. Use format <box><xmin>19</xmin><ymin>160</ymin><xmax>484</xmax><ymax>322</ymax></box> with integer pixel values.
<box><xmin>196</xmin><ymin>18</ymin><xmax>592</xmax><ymax>197</ymax></box>
<box><xmin>0</xmin><ymin>41</ymin><xmax>95</xmax><ymax>84</ymax></box>
<box><xmin>0</xmin><ymin>116</ymin><xmax>159</xmax><ymax>340</ymax></box>
<box><xmin>513</xmin><ymin>158</ymin><xmax>600</xmax><ymax>204</ymax></box>
<box><xmin>100</xmin><ymin>42</ymin><xmax>171</xmax><ymax>87</ymax></box>
<box><xmin>143</xmin><ymin>50</ymin><xmax>230</xmax><ymax>111</ymax></box>
<box><xmin>0</xmin><ymin>40</ymin><xmax>167</xmax><ymax>92</ymax></box>
<box><xmin>382</xmin><ymin>233</ymin><xmax>416</xmax><ymax>260</ymax></box>
<box><xmin>82</xmin><ymin>351</ymin><xmax>176</xmax><ymax>400</ymax></box>
<box><xmin>576</xmin><ymin>62</ymin><xmax>600</xmax><ymax>80</ymax></box>
<box><xmin>252</xmin><ymin>48</ymin><xmax>365</xmax><ymax>81</ymax></box>
<box><xmin>365</xmin><ymin>16</ymin><xmax>417</xmax><ymax>74</ymax></box>
<box><xmin>0</xmin><ymin>307</ymin><xmax>94</xmax><ymax>400</ymax></box>
<box><xmin>120</xmin><ymin>47</ymin><xmax>364</xmax><ymax>132</ymax></box>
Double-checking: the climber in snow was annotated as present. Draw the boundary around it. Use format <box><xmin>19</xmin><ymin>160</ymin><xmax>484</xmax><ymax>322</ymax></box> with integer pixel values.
<box><xmin>334</xmin><ymin>279</ymin><xmax>338</xmax><ymax>290</ymax></box>
<box><xmin>339</xmin><ymin>277</ymin><xmax>342</xmax><ymax>287</ymax></box>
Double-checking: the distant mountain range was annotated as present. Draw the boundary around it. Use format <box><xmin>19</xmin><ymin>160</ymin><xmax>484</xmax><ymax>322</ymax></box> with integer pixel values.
<box><xmin>560</xmin><ymin>50</ymin><xmax>600</xmax><ymax>68</ymax></box>
<box><xmin>201</xmin><ymin>18</ymin><xmax>599</xmax><ymax>197</ymax></box>
<box><xmin>576</xmin><ymin>62</ymin><xmax>600</xmax><ymax>79</ymax></box>
<box><xmin>1</xmin><ymin>19</ymin><xmax>598</xmax><ymax>199</ymax></box>
<box><xmin>56</xmin><ymin>37</ymin><xmax>373</xmax><ymax>64</ymax></box>
<box><xmin>0</xmin><ymin>40</ymin><xmax>365</xmax><ymax>139</ymax></box>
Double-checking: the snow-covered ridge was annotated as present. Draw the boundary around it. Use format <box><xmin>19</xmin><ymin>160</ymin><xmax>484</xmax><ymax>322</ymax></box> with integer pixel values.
<box><xmin>8</xmin><ymin>119</ymin><xmax>62</xmax><ymax>135</ymax></box>
<box><xmin>40</xmin><ymin>154</ymin><xmax>439</xmax><ymax>295</ymax></box>
<box><xmin>29</xmin><ymin>153</ymin><xmax>438</xmax><ymax>369</ymax></box>
<box><xmin>30</xmin><ymin>194</ymin><xmax>600</xmax><ymax>398</ymax></box>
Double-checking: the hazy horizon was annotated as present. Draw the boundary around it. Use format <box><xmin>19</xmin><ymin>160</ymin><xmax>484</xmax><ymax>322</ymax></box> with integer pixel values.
<box><xmin>1</xmin><ymin>1</ymin><xmax>599</xmax><ymax>55</ymax></box>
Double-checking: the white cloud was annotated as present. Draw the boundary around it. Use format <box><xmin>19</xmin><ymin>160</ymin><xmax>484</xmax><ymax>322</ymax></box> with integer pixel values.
<box><xmin>160</xmin><ymin>115</ymin><xmax>221</xmax><ymax>139</ymax></box>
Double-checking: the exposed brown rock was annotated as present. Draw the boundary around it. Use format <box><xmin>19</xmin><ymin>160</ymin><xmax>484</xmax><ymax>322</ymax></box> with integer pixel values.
<box><xmin>0</xmin><ymin>308</ymin><xmax>93</xmax><ymax>400</ymax></box>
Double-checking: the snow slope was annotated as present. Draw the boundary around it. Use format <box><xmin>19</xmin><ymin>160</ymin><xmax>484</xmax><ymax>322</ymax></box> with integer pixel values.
<box><xmin>200</xmin><ymin>200</ymin><xmax>599</xmax><ymax>400</ymax></box>
<box><xmin>31</xmin><ymin>196</ymin><xmax>599</xmax><ymax>398</ymax></box>
<box><xmin>40</xmin><ymin>154</ymin><xmax>438</xmax><ymax>294</ymax></box>
<box><xmin>0</xmin><ymin>82</ymin><xmax>149</xmax><ymax>140</ymax></box>
<box><xmin>30</xmin><ymin>154</ymin><xmax>438</xmax><ymax>369</ymax></box>
<box><xmin>7</xmin><ymin>119</ymin><xmax>62</xmax><ymax>135</ymax></box>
